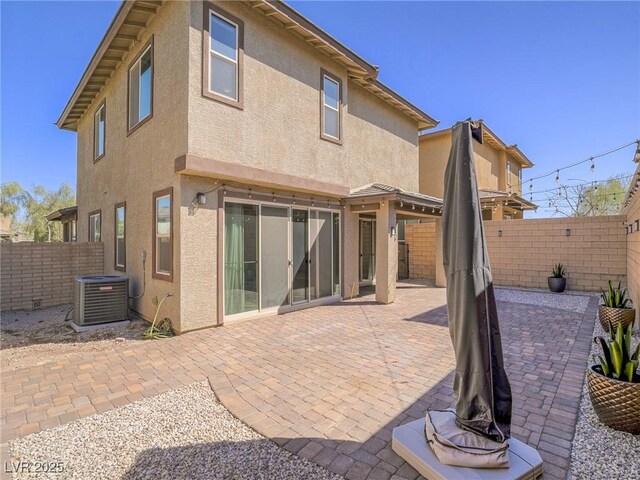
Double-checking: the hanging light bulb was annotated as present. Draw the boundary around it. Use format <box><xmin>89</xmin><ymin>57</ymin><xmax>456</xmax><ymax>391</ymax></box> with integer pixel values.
<box><xmin>412</xmin><ymin>204</ymin><xmax>415</xmax><ymax>210</ymax></box>
<box><xmin>223</xmin><ymin>184</ymin><xmax>227</xmax><ymax>195</ymax></box>
<box><xmin>400</xmin><ymin>201</ymin><xmax>404</xmax><ymax>207</ymax></box>
<box><xmin>634</xmin><ymin>141</ymin><xmax>640</xmax><ymax>163</ymax></box>
<box><xmin>590</xmin><ymin>158</ymin><xmax>595</xmax><ymax>172</ymax></box>
<box><xmin>529</xmin><ymin>181</ymin><xmax>533</xmax><ymax>191</ymax></box>
<box><xmin>555</xmin><ymin>170</ymin><xmax>560</xmax><ymax>183</ymax></box>
<box><xmin>292</xmin><ymin>195</ymin><xmax>296</xmax><ymax>205</ymax></box>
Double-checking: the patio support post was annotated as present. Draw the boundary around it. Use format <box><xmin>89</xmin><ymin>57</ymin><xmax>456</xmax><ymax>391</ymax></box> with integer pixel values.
<box><xmin>435</xmin><ymin>218</ymin><xmax>446</xmax><ymax>287</ymax></box>
<box><xmin>343</xmin><ymin>210</ymin><xmax>360</xmax><ymax>299</ymax></box>
<box><xmin>375</xmin><ymin>201</ymin><xmax>397</xmax><ymax>304</ymax></box>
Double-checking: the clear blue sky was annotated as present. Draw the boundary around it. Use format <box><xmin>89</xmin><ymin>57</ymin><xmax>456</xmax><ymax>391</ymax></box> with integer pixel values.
<box><xmin>2</xmin><ymin>1</ymin><xmax>639</xmax><ymax>217</ymax></box>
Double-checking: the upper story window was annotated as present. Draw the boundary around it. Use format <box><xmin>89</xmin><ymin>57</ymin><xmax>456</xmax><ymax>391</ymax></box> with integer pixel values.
<box><xmin>89</xmin><ymin>211</ymin><xmax>101</xmax><ymax>242</ymax></box>
<box><xmin>506</xmin><ymin>160</ymin><xmax>512</xmax><ymax>187</ymax></box>
<box><xmin>128</xmin><ymin>40</ymin><xmax>153</xmax><ymax>133</ymax></box>
<box><xmin>94</xmin><ymin>101</ymin><xmax>106</xmax><ymax>161</ymax></box>
<box><xmin>153</xmin><ymin>188</ymin><xmax>173</xmax><ymax>281</ymax></box>
<box><xmin>204</xmin><ymin>4</ymin><xmax>244</xmax><ymax>108</ymax></box>
<box><xmin>115</xmin><ymin>203</ymin><xmax>126</xmax><ymax>271</ymax></box>
<box><xmin>321</xmin><ymin>70</ymin><xmax>342</xmax><ymax>143</ymax></box>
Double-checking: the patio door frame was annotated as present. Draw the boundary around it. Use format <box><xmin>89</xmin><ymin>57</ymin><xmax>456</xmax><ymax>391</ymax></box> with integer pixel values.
<box><xmin>222</xmin><ymin>194</ymin><xmax>341</xmax><ymax>323</ymax></box>
<box><xmin>359</xmin><ymin>218</ymin><xmax>376</xmax><ymax>285</ymax></box>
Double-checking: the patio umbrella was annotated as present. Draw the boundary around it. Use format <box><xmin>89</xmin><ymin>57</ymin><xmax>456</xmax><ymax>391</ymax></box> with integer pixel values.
<box><xmin>442</xmin><ymin>121</ymin><xmax>512</xmax><ymax>443</ymax></box>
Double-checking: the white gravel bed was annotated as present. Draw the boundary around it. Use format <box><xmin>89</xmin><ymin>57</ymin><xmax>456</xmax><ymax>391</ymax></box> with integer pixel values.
<box><xmin>9</xmin><ymin>381</ymin><xmax>340</xmax><ymax>480</ymax></box>
<box><xmin>495</xmin><ymin>287</ymin><xmax>592</xmax><ymax>313</ymax></box>
<box><xmin>570</xmin><ymin>317</ymin><xmax>640</xmax><ymax>480</ymax></box>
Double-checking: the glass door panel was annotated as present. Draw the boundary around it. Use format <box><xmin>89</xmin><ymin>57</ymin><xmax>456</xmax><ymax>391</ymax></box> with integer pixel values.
<box><xmin>333</xmin><ymin>213</ymin><xmax>340</xmax><ymax>295</ymax></box>
<box><xmin>224</xmin><ymin>202</ymin><xmax>259</xmax><ymax>315</ymax></box>
<box><xmin>317</xmin><ymin>211</ymin><xmax>333</xmax><ymax>298</ymax></box>
<box><xmin>360</xmin><ymin>219</ymin><xmax>376</xmax><ymax>282</ymax></box>
<box><xmin>260</xmin><ymin>206</ymin><xmax>290</xmax><ymax>309</ymax></box>
<box><xmin>292</xmin><ymin>209</ymin><xmax>309</xmax><ymax>303</ymax></box>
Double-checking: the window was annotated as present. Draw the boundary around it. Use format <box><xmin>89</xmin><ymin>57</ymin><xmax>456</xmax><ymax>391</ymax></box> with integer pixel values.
<box><xmin>94</xmin><ymin>101</ymin><xmax>106</xmax><ymax>161</ymax></box>
<box><xmin>153</xmin><ymin>188</ymin><xmax>172</xmax><ymax>280</ymax></box>
<box><xmin>128</xmin><ymin>40</ymin><xmax>153</xmax><ymax>133</ymax></box>
<box><xmin>321</xmin><ymin>70</ymin><xmax>342</xmax><ymax>143</ymax></box>
<box><xmin>115</xmin><ymin>203</ymin><xmax>126</xmax><ymax>271</ymax></box>
<box><xmin>89</xmin><ymin>211</ymin><xmax>101</xmax><ymax>242</ymax></box>
<box><xmin>506</xmin><ymin>160</ymin><xmax>512</xmax><ymax>187</ymax></box>
<box><xmin>203</xmin><ymin>4</ymin><xmax>244</xmax><ymax>107</ymax></box>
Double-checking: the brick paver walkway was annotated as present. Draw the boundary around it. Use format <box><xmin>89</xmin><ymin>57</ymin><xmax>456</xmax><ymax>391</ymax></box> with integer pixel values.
<box><xmin>1</xmin><ymin>282</ymin><xmax>597</xmax><ymax>480</ymax></box>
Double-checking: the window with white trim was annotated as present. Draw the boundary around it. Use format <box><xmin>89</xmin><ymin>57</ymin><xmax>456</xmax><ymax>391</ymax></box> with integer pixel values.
<box><xmin>209</xmin><ymin>11</ymin><xmax>239</xmax><ymax>101</ymax></box>
<box><xmin>94</xmin><ymin>102</ymin><xmax>105</xmax><ymax>160</ymax></box>
<box><xmin>322</xmin><ymin>74</ymin><xmax>341</xmax><ymax>140</ymax></box>
<box><xmin>154</xmin><ymin>189</ymin><xmax>172</xmax><ymax>279</ymax></box>
<box><xmin>115</xmin><ymin>204</ymin><xmax>126</xmax><ymax>270</ymax></box>
<box><xmin>89</xmin><ymin>212</ymin><xmax>101</xmax><ymax>242</ymax></box>
<box><xmin>506</xmin><ymin>160</ymin><xmax>512</xmax><ymax>188</ymax></box>
<box><xmin>128</xmin><ymin>43</ymin><xmax>153</xmax><ymax>131</ymax></box>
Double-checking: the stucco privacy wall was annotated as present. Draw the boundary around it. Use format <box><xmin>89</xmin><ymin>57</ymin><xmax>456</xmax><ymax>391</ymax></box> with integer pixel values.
<box><xmin>187</xmin><ymin>1</ymin><xmax>420</xmax><ymax>192</ymax></box>
<box><xmin>405</xmin><ymin>221</ymin><xmax>436</xmax><ymax>280</ymax></box>
<box><xmin>75</xmin><ymin>1</ymin><xmax>189</xmax><ymax>329</ymax></box>
<box><xmin>406</xmin><ymin>216</ymin><xmax>627</xmax><ymax>291</ymax></box>
<box><xmin>0</xmin><ymin>243</ymin><xmax>103</xmax><ymax>312</ymax></box>
<box><xmin>623</xmin><ymin>166</ymin><xmax>640</xmax><ymax>319</ymax></box>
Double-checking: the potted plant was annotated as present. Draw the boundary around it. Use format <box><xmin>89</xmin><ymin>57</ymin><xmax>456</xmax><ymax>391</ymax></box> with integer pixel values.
<box><xmin>599</xmin><ymin>280</ymin><xmax>635</xmax><ymax>332</ymax></box>
<box><xmin>547</xmin><ymin>263</ymin><xmax>566</xmax><ymax>293</ymax></box>
<box><xmin>588</xmin><ymin>322</ymin><xmax>640</xmax><ymax>434</ymax></box>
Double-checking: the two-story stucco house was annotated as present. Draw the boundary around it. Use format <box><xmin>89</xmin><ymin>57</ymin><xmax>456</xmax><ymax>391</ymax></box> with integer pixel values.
<box><xmin>419</xmin><ymin>121</ymin><xmax>535</xmax><ymax>220</ymax></box>
<box><xmin>56</xmin><ymin>0</ymin><xmax>440</xmax><ymax>333</ymax></box>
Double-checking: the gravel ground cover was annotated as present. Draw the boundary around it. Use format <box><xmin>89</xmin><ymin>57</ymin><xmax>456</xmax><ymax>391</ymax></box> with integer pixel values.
<box><xmin>570</xmin><ymin>317</ymin><xmax>640</xmax><ymax>480</ymax></box>
<box><xmin>495</xmin><ymin>287</ymin><xmax>592</xmax><ymax>313</ymax></box>
<box><xmin>9</xmin><ymin>381</ymin><xmax>340</xmax><ymax>480</ymax></box>
<box><xmin>1</xmin><ymin>305</ymin><xmax>147</xmax><ymax>371</ymax></box>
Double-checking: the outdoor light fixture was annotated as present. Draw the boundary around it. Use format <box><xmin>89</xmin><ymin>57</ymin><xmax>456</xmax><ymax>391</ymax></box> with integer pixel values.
<box><xmin>566</xmin><ymin>228</ymin><xmax>571</xmax><ymax>236</ymax></box>
<box><xmin>390</xmin><ymin>226</ymin><xmax>396</xmax><ymax>237</ymax></box>
<box><xmin>634</xmin><ymin>141</ymin><xmax>640</xmax><ymax>163</ymax></box>
<box><xmin>223</xmin><ymin>185</ymin><xmax>227</xmax><ymax>195</ymax></box>
<box><xmin>195</xmin><ymin>192</ymin><xmax>206</xmax><ymax>205</ymax></box>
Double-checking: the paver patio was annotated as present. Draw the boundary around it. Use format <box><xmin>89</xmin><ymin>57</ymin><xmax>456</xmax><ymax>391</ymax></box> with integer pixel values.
<box><xmin>1</xmin><ymin>282</ymin><xmax>597</xmax><ymax>480</ymax></box>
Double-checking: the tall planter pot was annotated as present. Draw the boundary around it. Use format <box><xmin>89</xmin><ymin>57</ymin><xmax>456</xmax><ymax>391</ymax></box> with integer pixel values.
<box><xmin>587</xmin><ymin>365</ymin><xmax>640</xmax><ymax>434</ymax></box>
<box><xmin>548</xmin><ymin>277</ymin><xmax>566</xmax><ymax>293</ymax></box>
<box><xmin>598</xmin><ymin>306</ymin><xmax>635</xmax><ymax>333</ymax></box>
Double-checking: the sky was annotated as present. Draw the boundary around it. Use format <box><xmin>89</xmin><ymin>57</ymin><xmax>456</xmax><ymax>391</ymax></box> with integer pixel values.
<box><xmin>2</xmin><ymin>1</ymin><xmax>639</xmax><ymax>218</ymax></box>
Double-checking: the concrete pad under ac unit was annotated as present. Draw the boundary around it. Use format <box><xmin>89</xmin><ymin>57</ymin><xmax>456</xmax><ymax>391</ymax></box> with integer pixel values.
<box><xmin>392</xmin><ymin>418</ymin><xmax>543</xmax><ymax>480</ymax></box>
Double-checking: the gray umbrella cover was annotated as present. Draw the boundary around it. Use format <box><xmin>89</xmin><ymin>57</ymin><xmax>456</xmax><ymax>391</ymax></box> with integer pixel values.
<box><xmin>442</xmin><ymin>121</ymin><xmax>512</xmax><ymax>443</ymax></box>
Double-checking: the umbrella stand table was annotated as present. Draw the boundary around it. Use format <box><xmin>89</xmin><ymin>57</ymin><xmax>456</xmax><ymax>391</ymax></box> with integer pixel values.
<box><xmin>392</xmin><ymin>121</ymin><xmax>543</xmax><ymax>479</ymax></box>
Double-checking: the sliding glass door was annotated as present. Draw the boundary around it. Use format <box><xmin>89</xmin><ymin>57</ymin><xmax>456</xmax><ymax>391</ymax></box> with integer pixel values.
<box><xmin>261</xmin><ymin>206</ymin><xmax>290</xmax><ymax>309</ymax></box>
<box><xmin>292</xmin><ymin>209</ymin><xmax>309</xmax><ymax>304</ymax></box>
<box><xmin>224</xmin><ymin>200</ymin><xmax>340</xmax><ymax>319</ymax></box>
<box><xmin>224</xmin><ymin>202</ymin><xmax>259</xmax><ymax>316</ymax></box>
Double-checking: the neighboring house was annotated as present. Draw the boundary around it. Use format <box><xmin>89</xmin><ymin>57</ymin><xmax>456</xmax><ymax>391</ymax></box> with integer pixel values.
<box><xmin>45</xmin><ymin>206</ymin><xmax>78</xmax><ymax>242</ymax></box>
<box><xmin>56</xmin><ymin>1</ymin><xmax>440</xmax><ymax>333</ymax></box>
<box><xmin>419</xmin><ymin>121</ymin><xmax>536</xmax><ymax>220</ymax></box>
<box><xmin>0</xmin><ymin>215</ymin><xmax>29</xmax><ymax>243</ymax></box>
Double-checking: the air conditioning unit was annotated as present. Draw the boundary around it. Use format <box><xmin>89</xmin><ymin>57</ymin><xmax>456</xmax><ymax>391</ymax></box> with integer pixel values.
<box><xmin>73</xmin><ymin>276</ymin><xmax>129</xmax><ymax>326</ymax></box>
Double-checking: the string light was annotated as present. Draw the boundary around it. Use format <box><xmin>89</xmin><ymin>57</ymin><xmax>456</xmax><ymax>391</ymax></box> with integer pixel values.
<box><xmin>635</xmin><ymin>141</ymin><xmax>640</xmax><ymax>163</ymax></box>
<box><xmin>248</xmin><ymin>188</ymin><xmax>252</xmax><ymax>199</ymax></box>
<box><xmin>590</xmin><ymin>158</ymin><xmax>595</xmax><ymax>172</ymax></box>
<box><xmin>555</xmin><ymin>170</ymin><xmax>560</xmax><ymax>183</ymax></box>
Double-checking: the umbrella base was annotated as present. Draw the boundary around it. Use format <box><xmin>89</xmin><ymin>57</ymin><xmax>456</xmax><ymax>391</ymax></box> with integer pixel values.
<box><xmin>392</xmin><ymin>418</ymin><xmax>543</xmax><ymax>480</ymax></box>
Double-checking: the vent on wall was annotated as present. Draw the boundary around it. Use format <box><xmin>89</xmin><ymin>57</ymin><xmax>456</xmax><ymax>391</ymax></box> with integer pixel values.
<box><xmin>73</xmin><ymin>276</ymin><xmax>128</xmax><ymax>326</ymax></box>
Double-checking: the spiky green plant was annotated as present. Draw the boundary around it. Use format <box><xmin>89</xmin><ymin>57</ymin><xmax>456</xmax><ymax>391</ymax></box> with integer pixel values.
<box><xmin>601</xmin><ymin>280</ymin><xmax>630</xmax><ymax>309</ymax></box>
<box><xmin>594</xmin><ymin>322</ymin><xmax>639</xmax><ymax>383</ymax></box>
<box><xmin>551</xmin><ymin>263</ymin><xmax>566</xmax><ymax>278</ymax></box>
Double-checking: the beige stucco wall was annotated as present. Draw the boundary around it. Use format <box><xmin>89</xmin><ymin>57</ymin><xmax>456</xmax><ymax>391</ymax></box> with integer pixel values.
<box><xmin>187</xmin><ymin>1</ymin><xmax>420</xmax><ymax>192</ymax></box>
<box><xmin>419</xmin><ymin>131</ymin><xmax>523</xmax><ymax>201</ymax></box>
<box><xmin>623</xmin><ymin>166</ymin><xmax>640</xmax><ymax>321</ymax></box>
<box><xmin>75</xmin><ymin>1</ymin><xmax>190</xmax><ymax>330</ymax></box>
<box><xmin>406</xmin><ymin>215</ymin><xmax>627</xmax><ymax>291</ymax></box>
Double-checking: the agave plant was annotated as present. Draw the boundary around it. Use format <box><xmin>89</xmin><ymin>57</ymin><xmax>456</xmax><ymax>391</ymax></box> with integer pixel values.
<box><xmin>551</xmin><ymin>263</ymin><xmax>566</xmax><ymax>278</ymax></box>
<box><xmin>594</xmin><ymin>322</ymin><xmax>639</xmax><ymax>383</ymax></box>
<box><xmin>601</xmin><ymin>280</ymin><xmax>630</xmax><ymax>309</ymax></box>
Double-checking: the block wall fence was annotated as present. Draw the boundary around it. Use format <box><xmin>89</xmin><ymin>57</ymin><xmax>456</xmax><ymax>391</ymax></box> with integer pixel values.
<box><xmin>1</xmin><ymin>242</ymin><xmax>104</xmax><ymax>312</ymax></box>
<box><xmin>405</xmin><ymin>215</ymin><xmax>628</xmax><ymax>292</ymax></box>
<box><xmin>624</xmin><ymin>168</ymin><xmax>640</xmax><ymax>319</ymax></box>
